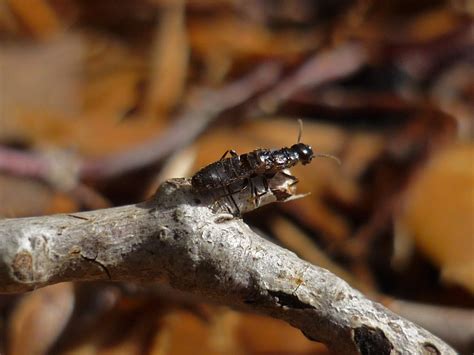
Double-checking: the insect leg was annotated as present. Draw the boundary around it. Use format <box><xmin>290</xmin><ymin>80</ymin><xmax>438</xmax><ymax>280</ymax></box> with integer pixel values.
<box><xmin>280</xmin><ymin>171</ymin><xmax>299</xmax><ymax>187</ymax></box>
<box><xmin>225</xmin><ymin>187</ymin><xmax>240</xmax><ymax>215</ymax></box>
<box><xmin>214</xmin><ymin>162</ymin><xmax>241</xmax><ymax>215</ymax></box>
<box><xmin>222</xmin><ymin>178</ymin><xmax>250</xmax><ymax>215</ymax></box>
<box><xmin>262</xmin><ymin>174</ymin><xmax>269</xmax><ymax>191</ymax></box>
<box><xmin>252</xmin><ymin>180</ymin><xmax>262</xmax><ymax>208</ymax></box>
<box><xmin>249</xmin><ymin>177</ymin><xmax>269</xmax><ymax>208</ymax></box>
<box><xmin>210</xmin><ymin>190</ymin><xmax>233</xmax><ymax>214</ymax></box>
<box><xmin>220</xmin><ymin>149</ymin><xmax>238</xmax><ymax>160</ymax></box>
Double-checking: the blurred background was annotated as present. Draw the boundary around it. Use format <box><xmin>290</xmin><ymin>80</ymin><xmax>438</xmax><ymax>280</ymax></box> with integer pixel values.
<box><xmin>0</xmin><ymin>0</ymin><xmax>473</xmax><ymax>354</ymax></box>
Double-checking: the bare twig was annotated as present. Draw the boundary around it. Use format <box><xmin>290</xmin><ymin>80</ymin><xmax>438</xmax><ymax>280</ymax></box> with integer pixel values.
<box><xmin>252</xmin><ymin>42</ymin><xmax>367</xmax><ymax>115</ymax></box>
<box><xmin>0</xmin><ymin>44</ymin><xmax>368</xmax><ymax>184</ymax></box>
<box><xmin>0</xmin><ymin>146</ymin><xmax>49</xmax><ymax>180</ymax></box>
<box><xmin>0</xmin><ymin>179</ymin><xmax>456</xmax><ymax>354</ymax></box>
<box><xmin>0</xmin><ymin>147</ymin><xmax>109</xmax><ymax>210</ymax></box>
<box><xmin>0</xmin><ymin>62</ymin><xmax>282</xmax><ymax>183</ymax></box>
<box><xmin>81</xmin><ymin>62</ymin><xmax>282</xmax><ymax>179</ymax></box>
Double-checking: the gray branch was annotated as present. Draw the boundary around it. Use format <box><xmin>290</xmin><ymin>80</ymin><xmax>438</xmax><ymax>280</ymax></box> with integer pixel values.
<box><xmin>0</xmin><ymin>179</ymin><xmax>456</xmax><ymax>354</ymax></box>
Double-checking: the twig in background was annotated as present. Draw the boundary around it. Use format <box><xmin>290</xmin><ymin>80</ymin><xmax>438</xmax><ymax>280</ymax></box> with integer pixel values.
<box><xmin>0</xmin><ymin>146</ymin><xmax>49</xmax><ymax>180</ymax></box>
<box><xmin>81</xmin><ymin>61</ymin><xmax>283</xmax><ymax>179</ymax></box>
<box><xmin>0</xmin><ymin>62</ymin><xmax>282</xmax><ymax>200</ymax></box>
<box><xmin>251</xmin><ymin>42</ymin><xmax>368</xmax><ymax>115</ymax></box>
<box><xmin>0</xmin><ymin>147</ymin><xmax>110</xmax><ymax>210</ymax></box>
<box><xmin>388</xmin><ymin>21</ymin><xmax>474</xmax><ymax>80</ymax></box>
<box><xmin>69</xmin><ymin>184</ymin><xmax>111</xmax><ymax>210</ymax></box>
<box><xmin>0</xmin><ymin>178</ymin><xmax>456</xmax><ymax>354</ymax></box>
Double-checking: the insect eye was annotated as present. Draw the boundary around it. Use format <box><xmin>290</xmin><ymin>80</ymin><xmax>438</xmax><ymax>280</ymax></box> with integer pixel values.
<box><xmin>299</xmin><ymin>145</ymin><xmax>314</xmax><ymax>163</ymax></box>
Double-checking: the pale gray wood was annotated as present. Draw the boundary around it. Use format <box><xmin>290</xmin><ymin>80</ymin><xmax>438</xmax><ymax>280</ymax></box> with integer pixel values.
<box><xmin>0</xmin><ymin>179</ymin><xmax>456</xmax><ymax>354</ymax></box>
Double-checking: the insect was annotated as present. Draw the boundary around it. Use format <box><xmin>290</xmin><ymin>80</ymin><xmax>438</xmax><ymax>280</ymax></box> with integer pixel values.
<box><xmin>192</xmin><ymin>120</ymin><xmax>339</xmax><ymax>213</ymax></box>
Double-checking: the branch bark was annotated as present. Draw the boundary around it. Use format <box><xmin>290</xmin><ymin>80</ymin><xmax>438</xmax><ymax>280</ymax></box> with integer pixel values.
<box><xmin>0</xmin><ymin>179</ymin><xmax>456</xmax><ymax>354</ymax></box>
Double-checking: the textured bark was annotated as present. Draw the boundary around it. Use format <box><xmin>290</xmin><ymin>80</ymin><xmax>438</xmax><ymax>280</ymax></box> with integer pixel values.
<box><xmin>0</xmin><ymin>179</ymin><xmax>456</xmax><ymax>354</ymax></box>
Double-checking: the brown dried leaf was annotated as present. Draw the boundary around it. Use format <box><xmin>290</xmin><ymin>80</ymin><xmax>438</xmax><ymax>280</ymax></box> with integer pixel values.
<box><xmin>7</xmin><ymin>0</ymin><xmax>63</xmax><ymax>39</ymax></box>
<box><xmin>0</xmin><ymin>34</ymin><xmax>83</xmax><ymax>141</ymax></box>
<box><xmin>189</xmin><ymin>15</ymin><xmax>319</xmax><ymax>77</ymax></box>
<box><xmin>159</xmin><ymin>310</ymin><xmax>223</xmax><ymax>355</ymax></box>
<box><xmin>399</xmin><ymin>143</ymin><xmax>474</xmax><ymax>293</ymax></box>
<box><xmin>144</xmin><ymin>0</ymin><xmax>188</xmax><ymax>116</ymax></box>
<box><xmin>236</xmin><ymin>312</ymin><xmax>329</xmax><ymax>354</ymax></box>
<box><xmin>8</xmin><ymin>283</ymin><xmax>75</xmax><ymax>355</ymax></box>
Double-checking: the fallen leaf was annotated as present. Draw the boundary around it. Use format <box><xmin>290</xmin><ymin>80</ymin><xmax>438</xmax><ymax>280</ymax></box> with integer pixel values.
<box><xmin>399</xmin><ymin>143</ymin><xmax>474</xmax><ymax>293</ymax></box>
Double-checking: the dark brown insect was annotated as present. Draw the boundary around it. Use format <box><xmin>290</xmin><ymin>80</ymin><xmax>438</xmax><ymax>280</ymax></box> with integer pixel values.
<box><xmin>192</xmin><ymin>120</ymin><xmax>339</xmax><ymax>213</ymax></box>
<box><xmin>192</xmin><ymin>144</ymin><xmax>313</xmax><ymax>190</ymax></box>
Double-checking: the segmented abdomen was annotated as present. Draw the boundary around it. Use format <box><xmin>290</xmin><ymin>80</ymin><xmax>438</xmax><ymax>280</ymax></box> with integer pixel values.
<box><xmin>191</xmin><ymin>148</ymin><xmax>294</xmax><ymax>191</ymax></box>
<box><xmin>192</xmin><ymin>155</ymin><xmax>246</xmax><ymax>190</ymax></box>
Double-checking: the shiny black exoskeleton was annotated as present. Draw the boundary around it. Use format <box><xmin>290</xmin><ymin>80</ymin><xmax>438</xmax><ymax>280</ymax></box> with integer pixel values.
<box><xmin>191</xmin><ymin>120</ymin><xmax>339</xmax><ymax>214</ymax></box>
<box><xmin>191</xmin><ymin>142</ymin><xmax>314</xmax><ymax>192</ymax></box>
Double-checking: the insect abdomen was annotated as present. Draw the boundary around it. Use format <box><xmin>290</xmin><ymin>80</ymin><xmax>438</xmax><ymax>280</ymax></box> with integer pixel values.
<box><xmin>192</xmin><ymin>156</ymin><xmax>247</xmax><ymax>190</ymax></box>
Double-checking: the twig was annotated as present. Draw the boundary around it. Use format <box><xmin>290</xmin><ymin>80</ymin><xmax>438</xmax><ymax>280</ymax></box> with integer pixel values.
<box><xmin>0</xmin><ymin>147</ymin><xmax>109</xmax><ymax>210</ymax></box>
<box><xmin>1</xmin><ymin>45</ymin><xmax>366</xmax><ymax>183</ymax></box>
<box><xmin>387</xmin><ymin>21</ymin><xmax>474</xmax><ymax>80</ymax></box>
<box><xmin>251</xmin><ymin>42</ymin><xmax>367</xmax><ymax>115</ymax></box>
<box><xmin>0</xmin><ymin>146</ymin><xmax>49</xmax><ymax>180</ymax></box>
<box><xmin>0</xmin><ymin>62</ymin><xmax>281</xmax><ymax>188</ymax></box>
<box><xmin>81</xmin><ymin>62</ymin><xmax>282</xmax><ymax>179</ymax></box>
<box><xmin>0</xmin><ymin>179</ymin><xmax>456</xmax><ymax>354</ymax></box>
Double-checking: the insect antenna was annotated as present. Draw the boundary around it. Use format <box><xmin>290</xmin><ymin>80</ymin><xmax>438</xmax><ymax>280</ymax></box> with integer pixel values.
<box><xmin>296</xmin><ymin>119</ymin><xmax>341</xmax><ymax>165</ymax></box>
<box><xmin>313</xmin><ymin>152</ymin><xmax>342</xmax><ymax>165</ymax></box>
<box><xmin>297</xmin><ymin>119</ymin><xmax>303</xmax><ymax>143</ymax></box>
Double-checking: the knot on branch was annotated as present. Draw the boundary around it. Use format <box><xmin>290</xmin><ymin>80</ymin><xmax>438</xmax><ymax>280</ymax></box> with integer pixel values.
<box><xmin>12</xmin><ymin>251</ymin><xmax>34</xmax><ymax>282</ymax></box>
<box><xmin>9</xmin><ymin>234</ymin><xmax>52</xmax><ymax>285</ymax></box>
<box><xmin>353</xmin><ymin>325</ymin><xmax>393</xmax><ymax>355</ymax></box>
